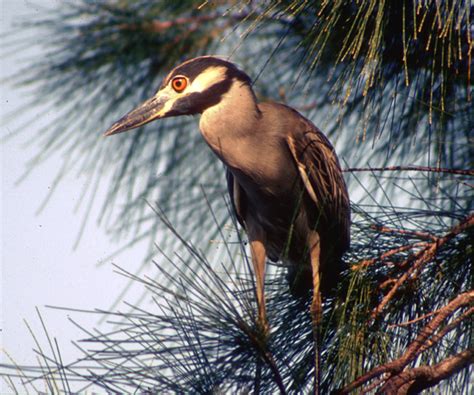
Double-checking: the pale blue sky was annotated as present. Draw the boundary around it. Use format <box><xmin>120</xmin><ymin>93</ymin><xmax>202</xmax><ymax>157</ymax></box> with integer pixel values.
<box><xmin>1</xmin><ymin>1</ymin><xmax>148</xmax><ymax>389</ymax></box>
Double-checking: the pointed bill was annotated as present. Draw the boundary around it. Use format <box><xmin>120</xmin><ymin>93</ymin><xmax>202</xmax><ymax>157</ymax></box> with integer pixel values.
<box><xmin>104</xmin><ymin>94</ymin><xmax>170</xmax><ymax>136</ymax></box>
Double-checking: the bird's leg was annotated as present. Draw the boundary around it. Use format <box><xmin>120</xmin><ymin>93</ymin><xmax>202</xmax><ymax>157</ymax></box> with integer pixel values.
<box><xmin>246</xmin><ymin>220</ymin><xmax>268</xmax><ymax>335</ymax></box>
<box><xmin>250</xmin><ymin>237</ymin><xmax>268</xmax><ymax>334</ymax></box>
<box><xmin>309</xmin><ymin>232</ymin><xmax>322</xmax><ymax>325</ymax></box>
<box><xmin>308</xmin><ymin>231</ymin><xmax>322</xmax><ymax>395</ymax></box>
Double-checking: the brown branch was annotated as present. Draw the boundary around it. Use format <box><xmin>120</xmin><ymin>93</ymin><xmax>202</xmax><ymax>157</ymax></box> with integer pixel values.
<box><xmin>371</xmin><ymin>224</ymin><xmax>437</xmax><ymax>241</ymax></box>
<box><xmin>116</xmin><ymin>13</ymin><xmax>248</xmax><ymax>33</ymax></box>
<box><xmin>343</xmin><ymin>165</ymin><xmax>474</xmax><ymax>176</ymax></box>
<box><xmin>371</xmin><ymin>213</ymin><xmax>474</xmax><ymax>320</ymax></box>
<box><xmin>389</xmin><ymin>299</ymin><xmax>473</xmax><ymax>330</ymax></box>
<box><xmin>381</xmin><ymin>349</ymin><xmax>474</xmax><ymax>394</ymax></box>
<box><xmin>360</xmin><ymin>376</ymin><xmax>386</xmax><ymax>394</ymax></box>
<box><xmin>237</xmin><ymin>320</ymin><xmax>287</xmax><ymax>395</ymax></box>
<box><xmin>388</xmin><ymin>291</ymin><xmax>471</xmax><ymax>370</ymax></box>
<box><xmin>334</xmin><ymin>291</ymin><xmax>474</xmax><ymax>394</ymax></box>
<box><xmin>388</xmin><ymin>311</ymin><xmax>438</xmax><ymax>328</ymax></box>
<box><xmin>416</xmin><ymin>307</ymin><xmax>474</xmax><ymax>355</ymax></box>
<box><xmin>145</xmin><ymin>15</ymin><xmax>222</xmax><ymax>32</ymax></box>
<box><xmin>379</xmin><ymin>277</ymin><xmax>397</xmax><ymax>290</ymax></box>
<box><xmin>387</xmin><ymin>311</ymin><xmax>436</xmax><ymax>328</ymax></box>
<box><xmin>116</xmin><ymin>11</ymin><xmax>292</xmax><ymax>34</ymax></box>
<box><xmin>352</xmin><ymin>242</ymin><xmax>428</xmax><ymax>271</ymax></box>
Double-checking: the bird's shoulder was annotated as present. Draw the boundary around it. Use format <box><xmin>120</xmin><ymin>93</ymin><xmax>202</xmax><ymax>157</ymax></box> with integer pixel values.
<box><xmin>258</xmin><ymin>101</ymin><xmax>332</xmax><ymax>147</ymax></box>
<box><xmin>258</xmin><ymin>101</ymin><xmax>307</xmax><ymax>126</ymax></box>
<box><xmin>226</xmin><ymin>169</ymin><xmax>246</xmax><ymax>227</ymax></box>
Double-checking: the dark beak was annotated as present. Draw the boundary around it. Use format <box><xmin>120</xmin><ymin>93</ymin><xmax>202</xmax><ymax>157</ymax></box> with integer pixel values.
<box><xmin>104</xmin><ymin>94</ymin><xmax>170</xmax><ymax>136</ymax></box>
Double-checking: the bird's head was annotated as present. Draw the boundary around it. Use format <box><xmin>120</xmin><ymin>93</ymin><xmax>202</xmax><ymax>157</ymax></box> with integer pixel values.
<box><xmin>104</xmin><ymin>56</ymin><xmax>252</xmax><ymax>136</ymax></box>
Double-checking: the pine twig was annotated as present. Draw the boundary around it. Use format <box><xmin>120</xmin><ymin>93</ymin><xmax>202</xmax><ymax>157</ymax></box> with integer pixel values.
<box><xmin>371</xmin><ymin>224</ymin><xmax>437</xmax><ymax>241</ymax></box>
<box><xmin>343</xmin><ymin>166</ymin><xmax>474</xmax><ymax>176</ymax></box>
<box><xmin>352</xmin><ymin>242</ymin><xmax>428</xmax><ymax>271</ymax></box>
<box><xmin>389</xmin><ymin>306</ymin><xmax>473</xmax><ymax>329</ymax></box>
<box><xmin>381</xmin><ymin>349</ymin><xmax>474</xmax><ymax>394</ymax></box>
<box><xmin>334</xmin><ymin>291</ymin><xmax>474</xmax><ymax>394</ymax></box>
<box><xmin>371</xmin><ymin>213</ymin><xmax>474</xmax><ymax>320</ymax></box>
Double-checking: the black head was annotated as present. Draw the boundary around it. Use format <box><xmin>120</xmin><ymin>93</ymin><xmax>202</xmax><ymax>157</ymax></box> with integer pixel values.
<box><xmin>104</xmin><ymin>56</ymin><xmax>252</xmax><ymax>136</ymax></box>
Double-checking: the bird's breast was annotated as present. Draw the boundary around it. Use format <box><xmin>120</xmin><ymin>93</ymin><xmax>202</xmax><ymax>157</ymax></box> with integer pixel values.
<box><xmin>201</xmin><ymin>125</ymin><xmax>297</xmax><ymax>192</ymax></box>
<box><xmin>230</xmin><ymin>162</ymin><xmax>306</xmax><ymax>232</ymax></box>
<box><xmin>226</xmin><ymin>141</ymin><xmax>300</xmax><ymax>201</ymax></box>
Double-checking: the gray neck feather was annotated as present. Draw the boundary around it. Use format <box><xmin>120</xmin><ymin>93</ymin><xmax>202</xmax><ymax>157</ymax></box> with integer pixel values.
<box><xmin>199</xmin><ymin>79</ymin><xmax>260</xmax><ymax>168</ymax></box>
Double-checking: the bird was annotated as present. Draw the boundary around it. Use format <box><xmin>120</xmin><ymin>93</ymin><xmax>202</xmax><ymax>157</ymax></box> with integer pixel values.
<box><xmin>104</xmin><ymin>56</ymin><xmax>350</xmax><ymax>390</ymax></box>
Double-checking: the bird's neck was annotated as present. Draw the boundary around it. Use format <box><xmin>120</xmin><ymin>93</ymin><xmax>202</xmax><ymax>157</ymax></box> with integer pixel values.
<box><xmin>199</xmin><ymin>80</ymin><xmax>261</xmax><ymax>168</ymax></box>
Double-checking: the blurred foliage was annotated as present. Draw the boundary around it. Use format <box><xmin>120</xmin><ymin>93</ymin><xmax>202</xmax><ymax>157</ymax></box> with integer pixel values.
<box><xmin>1</xmin><ymin>185</ymin><xmax>472</xmax><ymax>392</ymax></box>
<box><xmin>4</xmin><ymin>1</ymin><xmax>472</xmax><ymax>274</ymax></box>
<box><xmin>2</xmin><ymin>0</ymin><xmax>473</xmax><ymax>392</ymax></box>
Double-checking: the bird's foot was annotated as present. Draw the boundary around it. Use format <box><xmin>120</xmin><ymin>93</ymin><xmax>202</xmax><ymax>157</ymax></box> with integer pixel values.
<box><xmin>310</xmin><ymin>292</ymin><xmax>322</xmax><ymax>395</ymax></box>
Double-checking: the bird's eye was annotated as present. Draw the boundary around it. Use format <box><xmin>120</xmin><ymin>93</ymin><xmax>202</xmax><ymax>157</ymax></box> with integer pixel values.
<box><xmin>171</xmin><ymin>77</ymin><xmax>188</xmax><ymax>92</ymax></box>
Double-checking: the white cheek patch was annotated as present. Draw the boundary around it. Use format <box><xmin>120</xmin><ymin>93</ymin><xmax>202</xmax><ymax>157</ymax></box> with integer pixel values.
<box><xmin>186</xmin><ymin>66</ymin><xmax>227</xmax><ymax>94</ymax></box>
<box><xmin>152</xmin><ymin>86</ymin><xmax>178</xmax><ymax>116</ymax></box>
<box><xmin>157</xmin><ymin>97</ymin><xmax>175</xmax><ymax>117</ymax></box>
<box><xmin>157</xmin><ymin>85</ymin><xmax>175</xmax><ymax>97</ymax></box>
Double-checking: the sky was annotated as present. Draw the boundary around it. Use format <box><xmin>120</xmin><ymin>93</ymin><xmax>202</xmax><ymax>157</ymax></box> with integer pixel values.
<box><xmin>1</xmin><ymin>1</ymin><xmax>148</xmax><ymax>390</ymax></box>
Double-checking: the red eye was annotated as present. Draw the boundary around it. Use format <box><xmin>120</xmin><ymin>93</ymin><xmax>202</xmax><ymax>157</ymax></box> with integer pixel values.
<box><xmin>172</xmin><ymin>76</ymin><xmax>187</xmax><ymax>92</ymax></box>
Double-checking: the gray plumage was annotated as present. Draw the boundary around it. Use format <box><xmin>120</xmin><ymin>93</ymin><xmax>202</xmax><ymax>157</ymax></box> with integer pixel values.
<box><xmin>225</xmin><ymin>101</ymin><xmax>350</xmax><ymax>293</ymax></box>
<box><xmin>104</xmin><ymin>55</ymin><xmax>350</xmax><ymax>331</ymax></box>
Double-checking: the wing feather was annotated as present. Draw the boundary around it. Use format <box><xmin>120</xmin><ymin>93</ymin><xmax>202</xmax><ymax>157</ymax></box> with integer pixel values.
<box><xmin>287</xmin><ymin>128</ymin><xmax>350</xmax><ymax>250</ymax></box>
<box><xmin>226</xmin><ymin>169</ymin><xmax>246</xmax><ymax>228</ymax></box>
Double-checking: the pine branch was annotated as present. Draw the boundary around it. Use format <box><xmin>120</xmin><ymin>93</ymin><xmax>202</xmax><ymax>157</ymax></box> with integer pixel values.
<box><xmin>382</xmin><ymin>349</ymin><xmax>473</xmax><ymax>394</ymax></box>
<box><xmin>334</xmin><ymin>291</ymin><xmax>474</xmax><ymax>394</ymax></box>
<box><xmin>2</xmin><ymin>2</ymin><xmax>473</xmax><ymax>392</ymax></box>
<box><xmin>372</xmin><ymin>213</ymin><xmax>474</xmax><ymax>319</ymax></box>
<box><xmin>352</xmin><ymin>242</ymin><xmax>428</xmax><ymax>271</ymax></box>
<box><xmin>371</xmin><ymin>224</ymin><xmax>437</xmax><ymax>241</ymax></box>
<box><xmin>116</xmin><ymin>11</ymin><xmax>251</xmax><ymax>33</ymax></box>
<box><xmin>343</xmin><ymin>166</ymin><xmax>474</xmax><ymax>176</ymax></box>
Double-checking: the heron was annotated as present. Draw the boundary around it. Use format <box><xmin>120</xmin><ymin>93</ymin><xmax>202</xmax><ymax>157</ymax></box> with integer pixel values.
<box><xmin>104</xmin><ymin>56</ymin><xmax>350</xmax><ymax>391</ymax></box>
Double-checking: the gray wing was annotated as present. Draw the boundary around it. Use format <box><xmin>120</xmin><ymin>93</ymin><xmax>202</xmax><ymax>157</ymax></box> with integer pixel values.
<box><xmin>226</xmin><ymin>168</ymin><xmax>246</xmax><ymax>228</ymax></box>
<box><xmin>286</xmin><ymin>127</ymin><xmax>350</xmax><ymax>252</ymax></box>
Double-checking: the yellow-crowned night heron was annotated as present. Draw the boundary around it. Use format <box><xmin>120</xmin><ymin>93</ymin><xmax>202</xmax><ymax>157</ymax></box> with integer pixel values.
<box><xmin>104</xmin><ymin>56</ymin><xmax>350</xmax><ymax>388</ymax></box>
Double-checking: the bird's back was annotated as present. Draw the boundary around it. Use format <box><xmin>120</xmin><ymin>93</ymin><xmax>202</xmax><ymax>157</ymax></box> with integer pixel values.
<box><xmin>227</xmin><ymin>101</ymin><xmax>350</xmax><ymax>294</ymax></box>
<box><xmin>258</xmin><ymin>101</ymin><xmax>350</xmax><ymax>251</ymax></box>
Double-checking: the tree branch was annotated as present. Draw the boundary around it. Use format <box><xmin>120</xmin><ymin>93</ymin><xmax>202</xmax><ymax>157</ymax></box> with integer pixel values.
<box><xmin>116</xmin><ymin>13</ymin><xmax>248</xmax><ymax>33</ymax></box>
<box><xmin>371</xmin><ymin>224</ymin><xmax>437</xmax><ymax>241</ymax></box>
<box><xmin>351</xmin><ymin>242</ymin><xmax>428</xmax><ymax>271</ymax></box>
<box><xmin>334</xmin><ymin>291</ymin><xmax>474</xmax><ymax>394</ymax></box>
<box><xmin>115</xmin><ymin>11</ymin><xmax>291</xmax><ymax>34</ymax></box>
<box><xmin>343</xmin><ymin>166</ymin><xmax>474</xmax><ymax>176</ymax></box>
<box><xmin>382</xmin><ymin>349</ymin><xmax>474</xmax><ymax>394</ymax></box>
<box><xmin>371</xmin><ymin>214</ymin><xmax>474</xmax><ymax>320</ymax></box>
